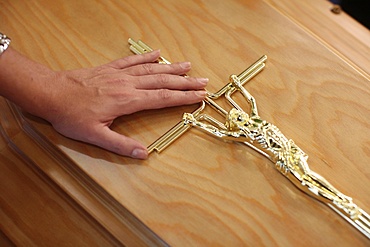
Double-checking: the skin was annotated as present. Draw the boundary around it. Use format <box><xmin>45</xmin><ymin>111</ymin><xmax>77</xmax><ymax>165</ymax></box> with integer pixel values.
<box><xmin>0</xmin><ymin>48</ymin><xmax>208</xmax><ymax>159</ymax></box>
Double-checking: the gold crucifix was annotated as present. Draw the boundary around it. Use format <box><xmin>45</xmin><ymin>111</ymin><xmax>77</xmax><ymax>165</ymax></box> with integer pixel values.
<box><xmin>128</xmin><ymin>38</ymin><xmax>370</xmax><ymax>240</ymax></box>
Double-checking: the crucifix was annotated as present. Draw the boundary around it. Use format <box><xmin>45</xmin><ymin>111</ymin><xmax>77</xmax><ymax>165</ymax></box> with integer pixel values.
<box><xmin>128</xmin><ymin>38</ymin><xmax>370</xmax><ymax>240</ymax></box>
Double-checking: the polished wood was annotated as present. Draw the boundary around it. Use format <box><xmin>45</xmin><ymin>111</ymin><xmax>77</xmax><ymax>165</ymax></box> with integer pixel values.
<box><xmin>1</xmin><ymin>0</ymin><xmax>369</xmax><ymax>246</ymax></box>
<box><xmin>0</xmin><ymin>137</ymin><xmax>117</xmax><ymax>247</ymax></box>
<box><xmin>0</xmin><ymin>99</ymin><xmax>164</xmax><ymax>246</ymax></box>
<box><xmin>0</xmin><ymin>229</ymin><xmax>15</xmax><ymax>247</ymax></box>
<box><xmin>264</xmin><ymin>0</ymin><xmax>370</xmax><ymax>77</ymax></box>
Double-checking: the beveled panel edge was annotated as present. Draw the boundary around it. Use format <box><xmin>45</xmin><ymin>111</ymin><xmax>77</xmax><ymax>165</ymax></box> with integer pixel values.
<box><xmin>0</xmin><ymin>228</ymin><xmax>15</xmax><ymax>247</ymax></box>
<box><xmin>0</xmin><ymin>98</ymin><xmax>168</xmax><ymax>247</ymax></box>
<box><xmin>262</xmin><ymin>0</ymin><xmax>370</xmax><ymax>80</ymax></box>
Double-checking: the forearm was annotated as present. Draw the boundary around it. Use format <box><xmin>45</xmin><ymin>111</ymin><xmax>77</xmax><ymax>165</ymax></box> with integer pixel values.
<box><xmin>0</xmin><ymin>47</ymin><xmax>57</xmax><ymax>120</ymax></box>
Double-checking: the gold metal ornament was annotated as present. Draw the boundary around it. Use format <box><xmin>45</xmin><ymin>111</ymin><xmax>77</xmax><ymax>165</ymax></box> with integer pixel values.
<box><xmin>128</xmin><ymin>38</ymin><xmax>370</xmax><ymax>240</ymax></box>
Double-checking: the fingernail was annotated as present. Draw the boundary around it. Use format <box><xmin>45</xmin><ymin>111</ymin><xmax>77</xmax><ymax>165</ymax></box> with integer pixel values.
<box><xmin>196</xmin><ymin>90</ymin><xmax>207</xmax><ymax>98</ymax></box>
<box><xmin>179</xmin><ymin>62</ymin><xmax>191</xmax><ymax>69</ymax></box>
<box><xmin>131</xmin><ymin>148</ymin><xmax>148</xmax><ymax>159</ymax></box>
<box><xmin>197</xmin><ymin>78</ymin><xmax>209</xmax><ymax>86</ymax></box>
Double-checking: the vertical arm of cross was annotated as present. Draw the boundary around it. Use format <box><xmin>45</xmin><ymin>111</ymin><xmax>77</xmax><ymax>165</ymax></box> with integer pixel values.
<box><xmin>128</xmin><ymin>38</ymin><xmax>266</xmax><ymax>153</ymax></box>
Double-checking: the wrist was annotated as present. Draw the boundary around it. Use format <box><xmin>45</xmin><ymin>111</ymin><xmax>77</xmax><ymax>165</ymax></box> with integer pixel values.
<box><xmin>0</xmin><ymin>48</ymin><xmax>58</xmax><ymax>121</ymax></box>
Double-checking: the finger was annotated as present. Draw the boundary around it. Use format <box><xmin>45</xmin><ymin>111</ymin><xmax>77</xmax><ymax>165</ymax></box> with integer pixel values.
<box><xmin>127</xmin><ymin>89</ymin><xmax>207</xmax><ymax>113</ymax></box>
<box><xmin>124</xmin><ymin>61</ymin><xmax>191</xmax><ymax>76</ymax></box>
<box><xmin>93</xmin><ymin>126</ymin><xmax>148</xmax><ymax>159</ymax></box>
<box><xmin>134</xmin><ymin>74</ymin><xmax>209</xmax><ymax>90</ymax></box>
<box><xmin>108</xmin><ymin>50</ymin><xmax>161</xmax><ymax>69</ymax></box>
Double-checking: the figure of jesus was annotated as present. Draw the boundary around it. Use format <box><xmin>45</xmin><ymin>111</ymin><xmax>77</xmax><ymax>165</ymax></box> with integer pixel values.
<box><xmin>183</xmin><ymin>74</ymin><xmax>360</xmax><ymax>220</ymax></box>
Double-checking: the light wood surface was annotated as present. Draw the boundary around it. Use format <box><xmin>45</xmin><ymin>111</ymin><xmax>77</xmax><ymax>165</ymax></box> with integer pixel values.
<box><xmin>264</xmin><ymin>0</ymin><xmax>370</xmax><ymax>77</ymax></box>
<box><xmin>1</xmin><ymin>0</ymin><xmax>369</xmax><ymax>246</ymax></box>
<box><xmin>0</xmin><ymin>99</ymin><xmax>163</xmax><ymax>246</ymax></box>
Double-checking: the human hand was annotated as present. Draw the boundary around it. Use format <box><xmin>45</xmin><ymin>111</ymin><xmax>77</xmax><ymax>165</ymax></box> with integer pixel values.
<box><xmin>45</xmin><ymin>50</ymin><xmax>207</xmax><ymax>159</ymax></box>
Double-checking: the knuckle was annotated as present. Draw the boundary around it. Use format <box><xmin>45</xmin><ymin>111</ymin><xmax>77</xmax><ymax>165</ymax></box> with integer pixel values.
<box><xmin>157</xmin><ymin>89</ymin><xmax>172</xmax><ymax>100</ymax></box>
<box><xmin>118</xmin><ymin>56</ymin><xmax>131</xmax><ymax>67</ymax></box>
<box><xmin>110</xmin><ymin>141</ymin><xmax>126</xmax><ymax>154</ymax></box>
<box><xmin>94</xmin><ymin>66</ymin><xmax>106</xmax><ymax>74</ymax></box>
<box><xmin>142</xmin><ymin>63</ymin><xmax>154</xmax><ymax>74</ymax></box>
<box><xmin>121</xmin><ymin>56</ymin><xmax>131</xmax><ymax>63</ymax></box>
<box><xmin>157</xmin><ymin>74</ymin><xmax>170</xmax><ymax>86</ymax></box>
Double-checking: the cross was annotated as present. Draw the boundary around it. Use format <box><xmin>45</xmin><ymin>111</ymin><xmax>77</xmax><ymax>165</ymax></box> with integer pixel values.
<box><xmin>128</xmin><ymin>38</ymin><xmax>370</xmax><ymax>239</ymax></box>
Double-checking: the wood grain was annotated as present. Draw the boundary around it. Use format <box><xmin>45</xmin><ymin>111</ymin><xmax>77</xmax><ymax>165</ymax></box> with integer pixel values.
<box><xmin>1</xmin><ymin>0</ymin><xmax>369</xmax><ymax>246</ymax></box>
<box><xmin>0</xmin><ymin>116</ymin><xmax>118</xmax><ymax>246</ymax></box>
<box><xmin>264</xmin><ymin>0</ymin><xmax>370</xmax><ymax>77</ymax></box>
<box><xmin>0</xmin><ymin>98</ymin><xmax>165</xmax><ymax>246</ymax></box>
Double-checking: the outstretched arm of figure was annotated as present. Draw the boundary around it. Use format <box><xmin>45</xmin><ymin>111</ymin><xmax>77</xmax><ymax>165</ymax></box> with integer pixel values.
<box><xmin>183</xmin><ymin>113</ymin><xmax>252</xmax><ymax>143</ymax></box>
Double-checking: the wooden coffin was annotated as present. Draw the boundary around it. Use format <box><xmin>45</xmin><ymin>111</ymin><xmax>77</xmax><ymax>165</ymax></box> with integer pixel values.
<box><xmin>1</xmin><ymin>0</ymin><xmax>369</xmax><ymax>246</ymax></box>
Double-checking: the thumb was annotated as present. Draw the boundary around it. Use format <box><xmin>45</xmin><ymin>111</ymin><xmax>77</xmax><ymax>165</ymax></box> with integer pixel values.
<box><xmin>94</xmin><ymin>127</ymin><xmax>148</xmax><ymax>159</ymax></box>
